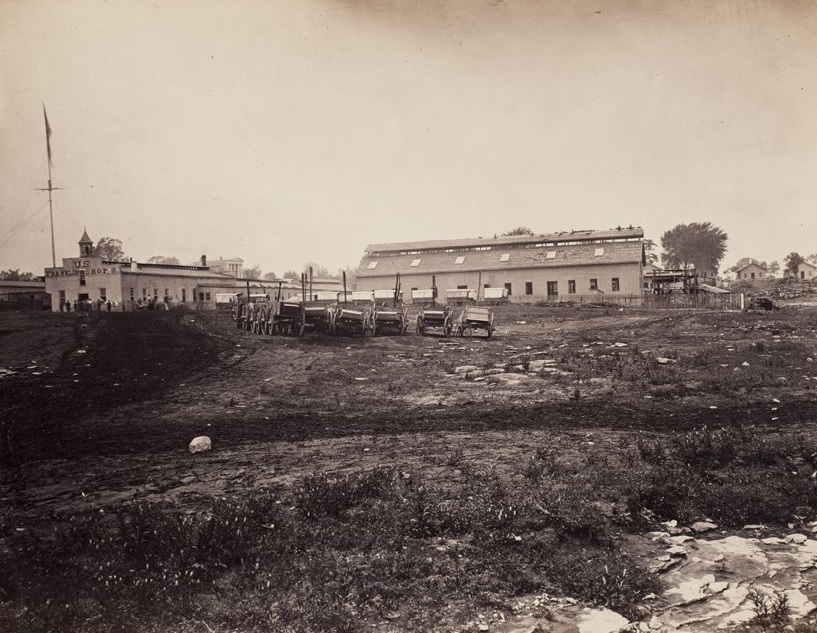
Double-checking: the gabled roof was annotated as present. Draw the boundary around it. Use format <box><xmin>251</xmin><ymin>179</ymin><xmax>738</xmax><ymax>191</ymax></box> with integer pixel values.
<box><xmin>357</xmin><ymin>240</ymin><xmax>643</xmax><ymax>278</ymax></box>
<box><xmin>364</xmin><ymin>227</ymin><xmax>643</xmax><ymax>254</ymax></box>
<box><xmin>734</xmin><ymin>261</ymin><xmax>767</xmax><ymax>273</ymax></box>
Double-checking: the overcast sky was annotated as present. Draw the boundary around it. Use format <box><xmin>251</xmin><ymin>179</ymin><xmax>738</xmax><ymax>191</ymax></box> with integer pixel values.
<box><xmin>1</xmin><ymin>0</ymin><xmax>815</xmax><ymax>277</ymax></box>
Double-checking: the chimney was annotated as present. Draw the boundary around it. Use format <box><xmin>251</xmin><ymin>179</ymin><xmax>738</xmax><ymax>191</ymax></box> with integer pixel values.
<box><xmin>201</xmin><ymin>255</ymin><xmax>207</xmax><ymax>267</ymax></box>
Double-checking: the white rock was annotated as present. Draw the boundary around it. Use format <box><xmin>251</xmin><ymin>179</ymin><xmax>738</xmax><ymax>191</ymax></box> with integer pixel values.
<box><xmin>691</xmin><ymin>521</ymin><xmax>718</xmax><ymax>534</ymax></box>
<box><xmin>454</xmin><ymin>365</ymin><xmax>480</xmax><ymax>374</ymax></box>
<box><xmin>189</xmin><ymin>436</ymin><xmax>212</xmax><ymax>454</ymax></box>
<box><xmin>577</xmin><ymin>607</ymin><xmax>629</xmax><ymax>633</ymax></box>
<box><xmin>787</xmin><ymin>533</ymin><xmax>809</xmax><ymax>545</ymax></box>
<box><xmin>708</xmin><ymin>581</ymin><xmax>729</xmax><ymax>594</ymax></box>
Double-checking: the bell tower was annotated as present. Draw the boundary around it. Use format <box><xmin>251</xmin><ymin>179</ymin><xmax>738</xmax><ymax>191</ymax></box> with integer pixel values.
<box><xmin>79</xmin><ymin>228</ymin><xmax>94</xmax><ymax>257</ymax></box>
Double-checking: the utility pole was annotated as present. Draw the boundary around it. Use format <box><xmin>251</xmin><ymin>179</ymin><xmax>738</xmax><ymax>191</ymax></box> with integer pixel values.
<box><xmin>37</xmin><ymin>105</ymin><xmax>60</xmax><ymax>268</ymax></box>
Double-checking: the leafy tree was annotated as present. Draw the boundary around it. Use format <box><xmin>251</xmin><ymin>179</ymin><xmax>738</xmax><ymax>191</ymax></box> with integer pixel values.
<box><xmin>501</xmin><ymin>226</ymin><xmax>534</xmax><ymax>236</ymax></box>
<box><xmin>146</xmin><ymin>255</ymin><xmax>180</xmax><ymax>265</ymax></box>
<box><xmin>262</xmin><ymin>271</ymin><xmax>278</xmax><ymax>281</ymax></box>
<box><xmin>728</xmin><ymin>257</ymin><xmax>755</xmax><ymax>273</ymax></box>
<box><xmin>244</xmin><ymin>264</ymin><xmax>262</xmax><ymax>279</ymax></box>
<box><xmin>807</xmin><ymin>254</ymin><xmax>817</xmax><ymax>265</ymax></box>
<box><xmin>0</xmin><ymin>269</ymin><xmax>38</xmax><ymax>281</ymax></box>
<box><xmin>642</xmin><ymin>239</ymin><xmax>659</xmax><ymax>265</ymax></box>
<box><xmin>282</xmin><ymin>269</ymin><xmax>299</xmax><ymax>280</ymax></box>
<box><xmin>93</xmin><ymin>237</ymin><xmax>125</xmax><ymax>260</ymax></box>
<box><xmin>302</xmin><ymin>262</ymin><xmax>331</xmax><ymax>279</ymax></box>
<box><xmin>784</xmin><ymin>252</ymin><xmax>805</xmax><ymax>276</ymax></box>
<box><xmin>767</xmin><ymin>261</ymin><xmax>780</xmax><ymax>277</ymax></box>
<box><xmin>660</xmin><ymin>222</ymin><xmax>727</xmax><ymax>275</ymax></box>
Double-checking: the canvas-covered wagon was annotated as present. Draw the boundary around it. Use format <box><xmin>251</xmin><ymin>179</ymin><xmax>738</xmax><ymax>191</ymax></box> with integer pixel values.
<box><xmin>444</xmin><ymin>288</ymin><xmax>477</xmax><ymax>305</ymax></box>
<box><xmin>411</xmin><ymin>288</ymin><xmax>436</xmax><ymax>305</ymax></box>
<box><xmin>416</xmin><ymin>305</ymin><xmax>453</xmax><ymax>337</ymax></box>
<box><xmin>455</xmin><ymin>305</ymin><xmax>495</xmax><ymax>338</ymax></box>
<box><xmin>483</xmin><ymin>287</ymin><xmax>509</xmax><ymax>304</ymax></box>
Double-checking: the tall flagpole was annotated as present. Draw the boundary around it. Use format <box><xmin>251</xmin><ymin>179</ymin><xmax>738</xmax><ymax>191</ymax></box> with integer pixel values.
<box><xmin>39</xmin><ymin>104</ymin><xmax>60</xmax><ymax>268</ymax></box>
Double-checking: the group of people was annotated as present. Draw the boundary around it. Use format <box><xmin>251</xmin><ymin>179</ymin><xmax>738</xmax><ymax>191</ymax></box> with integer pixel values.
<box><xmin>135</xmin><ymin>296</ymin><xmax>171</xmax><ymax>310</ymax></box>
<box><xmin>60</xmin><ymin>298</ymin><xmax>115</xmax><ymax>313</ymax></box>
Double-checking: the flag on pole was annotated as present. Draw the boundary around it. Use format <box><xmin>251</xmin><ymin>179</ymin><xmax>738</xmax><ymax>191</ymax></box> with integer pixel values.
<box><xmin>43</xmin><ymin>104</ymin><xmax>53</xmax><ymax>166</ymax></box>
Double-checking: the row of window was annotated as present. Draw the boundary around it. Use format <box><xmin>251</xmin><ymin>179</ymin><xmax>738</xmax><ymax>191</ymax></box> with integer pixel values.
<box><xmin>422</xmin><ymin>278</ymin><xmax>621</xmax><ymax>295</ymax></box>
<box><xmin>125</xmin><ymin>288</ymin><xmax>211</xmax><ymax>302</ymax></box>
<box><xmin>367</xmin><ymin>248</ymin><xmax>607</xmax><ymax>270</ymax></box>
<box><xmin>373</xmin><ymin>236</ymin><xmax>640</xmax><ymax>257</ymax></box>
<box><xmin>409</xmin><ymin>278</ymin><xmax>622</xmax><ymax>295</ymax></box>
<box><xmin>519</xmin><ymin>278</ymin><xmax>620</xmax><ymax>295</ymax></box>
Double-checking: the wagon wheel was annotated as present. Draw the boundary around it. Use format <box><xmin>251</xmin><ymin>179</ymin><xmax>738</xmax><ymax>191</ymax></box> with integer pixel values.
<box><xmin>443</xmin><ymin>316</ymin><xmax>451</xmax><ymax>338</ymax></box>
<box><xmin>296</xmin><ymin>319</ymin><xmax>305</xmax><ymax>337</ymax></box>
<box><xmin>416</xmin><ymin>315</ymin><xmax>423</xmax><ymax>336</ymax></box>
<box><xmin>486</xmin><ymin>327</ymin><xmax>492</xmax><ymax>339</ymax></box>
<box><xmin>371</xmin><ymin>319</ymin><xmax>377</xmax><ymax>337</ymax></box>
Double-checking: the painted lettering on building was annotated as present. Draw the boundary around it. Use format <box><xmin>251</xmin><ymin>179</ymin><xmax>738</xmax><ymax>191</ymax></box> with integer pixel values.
<box><xmin>46</xmin><ymin>266</ymin><xmax>120</xmax><ymax>277</ymax></box>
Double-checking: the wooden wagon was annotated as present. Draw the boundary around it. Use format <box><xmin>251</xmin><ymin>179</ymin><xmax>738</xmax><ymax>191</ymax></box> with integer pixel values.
<box><xmin>416</xmin><ymin>305</ymin><xmax>453</xmax><ymax>337</ymax></box>
<box><xmin>272</xmin><ymin>299</ymin><xmax>305</xmax><ymax>336</ymax></box>
<box><xmin>305</xmin><ymin>302</ymin><xmax>333</xmax><ymax>334</ymax></box>
<box><xmin>329</xmin><ymin>305</ymin><xmax>370</xmax><ymax>336</ymax></box>
<box><xmin>370</xmin><ymin>305</ymin><xmax>408</xmax><ymax>336</ymax></box>
<box><xmin>455</xmin><ymin>305</ymin><xmax>495</xmax><ymax>338</ymax></box>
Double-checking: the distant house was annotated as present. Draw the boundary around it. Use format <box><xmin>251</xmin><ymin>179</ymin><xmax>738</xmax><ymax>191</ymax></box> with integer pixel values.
<box><xmin>207</xmin><ymin>257</ymin><xmax>245</xmax><ymax>278</ymax></box>
<box><xmin>786</xmin><ymin>260</ymin><xmax>817</xmax><ymax>281</ymax></box>
<box><xmin>735</xmin><ymin>262</ymin><xmax>768</xmax><ymax>281</ymax></box>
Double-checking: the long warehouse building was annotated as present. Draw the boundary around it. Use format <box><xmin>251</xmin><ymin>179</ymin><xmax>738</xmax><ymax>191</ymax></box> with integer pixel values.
<box><xmin>355</xmin><ymin>227</ymin><xmax>646</xmax><ymax>303</ymax></box>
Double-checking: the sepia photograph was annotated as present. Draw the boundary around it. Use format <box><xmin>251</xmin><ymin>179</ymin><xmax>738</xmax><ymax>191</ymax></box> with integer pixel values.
<box><xmin>1</xmin><ymin>1</ymin><xmax>817</xmax><ymax>631</ymax></box>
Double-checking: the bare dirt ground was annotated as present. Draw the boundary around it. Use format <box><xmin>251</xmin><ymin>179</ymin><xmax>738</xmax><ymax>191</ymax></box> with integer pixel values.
<box><xmin>1</xmin><ymin>302</ymin><xmax>816</xmax><ymax>632</ymax></box>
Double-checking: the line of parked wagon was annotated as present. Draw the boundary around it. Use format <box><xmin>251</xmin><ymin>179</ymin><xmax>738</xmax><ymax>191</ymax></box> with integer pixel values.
<box><xmin>229</xmin><ymin>290</ymin><xmax>495</xmax><ymax>338</ymax></box>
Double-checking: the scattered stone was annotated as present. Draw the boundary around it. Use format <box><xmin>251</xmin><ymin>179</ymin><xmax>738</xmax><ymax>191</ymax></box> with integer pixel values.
<box><xmin>708</xmin><ymin>581</ymin><xmax>729</xmax><ymax>594</ymax></box>
<box><xmin>189</xmin><ymin>436</ymin><xmax>212</xmax><ymax>454</ymax></box>
<box><xmin>667</xmin><ymin>545</ymin><xmax>687</xmax><ymax>557</ymax></box>
<box><xmin>761</xmin><ymin>537</ymin><xmax>786</xmax><ymax>545</ymax></box>
<box><xmin>787</xmin><ymin>534</ymin><xmax>808</xmax><ymax>545</ymax></box>
<box><xmin>478</xmin><ymin>625</ymin><xmax>489</xmax><ymax>632</ymax></box>
<box><xmin>691</xmin><ymin>521</ymin><xmax>718</xmax><ymax>534</ymax></box>
<box><xmin>656</xmin><ymin>357</ymin><xmax>676</xmax><ymax>364</ymax></box>
<box><xmin>576</xmin><ymin>607</ymin><xmax>629</xmax><ymax>633</ymax></box>
<box><xmin>669</xmin><ymin>534</ymin><xmax>694</xmax><ymax>544</ymax></box>
<box><xmin>743</xmin><ymin>524</ymin><xmax>766</xmax><ymax>531</ymax></box>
